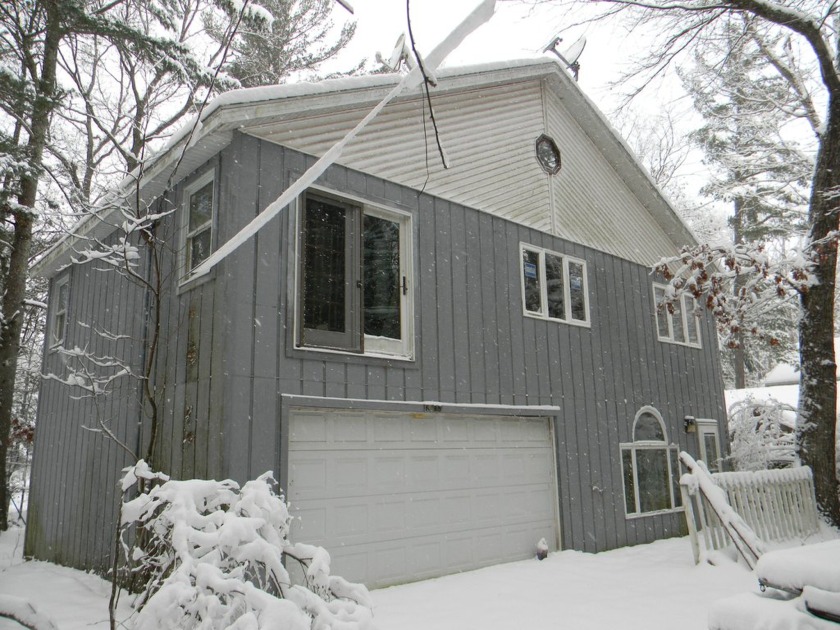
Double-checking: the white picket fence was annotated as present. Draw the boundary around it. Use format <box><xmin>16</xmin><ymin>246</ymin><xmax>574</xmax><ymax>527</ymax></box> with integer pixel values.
<box><xmin>681</xmin><ymin>463</ymin><xmax>820</xmax><ymax>565</ymax></box>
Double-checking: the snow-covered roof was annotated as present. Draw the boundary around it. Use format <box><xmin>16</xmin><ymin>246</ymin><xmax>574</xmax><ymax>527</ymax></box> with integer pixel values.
<box><xmin>762</xmin><ymin>338</ymin><xmax>840</xmax><ymax>386</ymax></box>
<box><xmin>34</xmin><ymin>58</ymin><xmax>695</xmax><ymax>278</ymax></box>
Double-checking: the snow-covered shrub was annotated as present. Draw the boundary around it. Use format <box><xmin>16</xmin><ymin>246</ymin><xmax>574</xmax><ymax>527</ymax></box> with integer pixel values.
<box><xmin>119</xmin><ymin>461</ymin><xmax>375</xmax><ymax>630</ymax></box>
<box><xmin>728</xmin><ymin>397</ymin><xmax>796</xmax><ymax>471</ymax></box>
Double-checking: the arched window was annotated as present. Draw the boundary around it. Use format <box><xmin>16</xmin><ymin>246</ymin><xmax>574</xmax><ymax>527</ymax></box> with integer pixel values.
<box><xmin>620</xmin><ymin>407</ymin><xmax>681</xmax><ymax>516</ymax></box>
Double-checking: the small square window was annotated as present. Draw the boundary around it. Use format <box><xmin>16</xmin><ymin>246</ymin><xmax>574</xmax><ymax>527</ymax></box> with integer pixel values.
<box><xmin>520</xmin><ymin>244</ymin><xmax>589</xmax><ymax>326</ymax></box>
<box><xmin>653</xmin><ymin>283</ymin><xmax>701</xmax><ymax>348</ymax></box>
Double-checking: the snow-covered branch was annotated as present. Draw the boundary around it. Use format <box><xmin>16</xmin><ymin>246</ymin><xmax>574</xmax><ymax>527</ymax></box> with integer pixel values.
<box><xmin>119</xmin><ymin>463</ymin><xmax>375</xmax><ymax>630</ymax></box>
<box><xmin>653</xmin><ymin>239</ymin><xmax>814</xmax><ymax>348</ymax></box>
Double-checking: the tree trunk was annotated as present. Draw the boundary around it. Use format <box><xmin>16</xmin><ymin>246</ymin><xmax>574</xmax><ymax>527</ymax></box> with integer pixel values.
<box><xmin>798</xmin><ymin>95</ymin><xmax>840</xmax><ymax>526</ymax></box>
<box><xmin>0</xmin><ymin>0</ymin><xmax>62</xmax><ymax>531</ymax></box>
<box><xmin>731</xmin><ymin>197</ymin><xmax>747</xmax><ymax>388</ymax></box>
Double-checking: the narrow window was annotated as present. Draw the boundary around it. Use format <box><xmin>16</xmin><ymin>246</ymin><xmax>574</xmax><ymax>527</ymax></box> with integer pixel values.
<box><xmin>363</xmin><ymin>213</ymin><xmax>401</xmax><ymax>341</ymax></box>
<box><xmin>181</xmin><ymin>171</ymin><xmax>215</xmax><ymax>281</ymax></box>
<box><xmin>50</xmin><ymin>275</ymin><xmax>70</xmax><ymax>348</ymax></box>
<box><xmin>300</xmin><ymin>194</ymin><xmax>361</xmax><ymax>352</ymax></box>
<box><xmin>620</xmin><ymin>407</ymin><xmax>681</xmax><ymax>516</ymax></box>
<box><xmin>522</xmin><ymin>249</ymin><xmax>543</xmax><ymax>315</ymax></box>
<box><xmin>697</xmin><ymin>419</ymin><xmax>723</xmax><ymax>473</ymax></box>
<box><xmin>520</xmin><ymin>244</ymin><xmax>589</xmax><ymax>326</ymax></box>
<box><xmin>298</xmin><ymin>191</ymin><xmax>413</xmax><ymax>358</ymax></box>
<box><xmin>653</xmin><ymin>283</ymin><xmax>701</xmax><ymax>348</ymax></box>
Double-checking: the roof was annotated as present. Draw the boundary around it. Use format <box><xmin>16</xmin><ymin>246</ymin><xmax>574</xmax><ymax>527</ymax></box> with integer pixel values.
<box><xmin>34</xmin><ymin>58</ymin><xmax>695</xmax><ymax>278</ymax></box>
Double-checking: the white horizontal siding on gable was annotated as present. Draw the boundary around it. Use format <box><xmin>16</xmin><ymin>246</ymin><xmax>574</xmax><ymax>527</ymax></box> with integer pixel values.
<box><xmin>543</xmin><ymin>84</ymin><xmax>680</xmax><ymax>265</ymax></box>
<box><xmin>248</xmin><ymin>80</ymin><xmax>554</xmax><ymax>233</ymax></box>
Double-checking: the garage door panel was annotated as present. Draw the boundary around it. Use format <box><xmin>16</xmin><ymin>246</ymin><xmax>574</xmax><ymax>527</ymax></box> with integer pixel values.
<box><xmin>287</xmin><ymin>409</ymin><xmax>559</xmax><ymax>588</ymax></box>
<box><xmin>409</xmin><ymin>419</ymin><xmax>438</xmax><ymax>442</ymax></box>
<box><xmin>472</xmin><ymin>419</ymin><xmax>500</xmax><ymax>442</ymax></box>
<box><xmin>333</xmin><ymin>456</ymin><xmax>368</xmax><ymax>488</ymax></box>
<box><xmin>290</xmin><ymin>412</ymin><xmax>328</xmax><ymax>443</ymax></box>
<box><xmin>372</xmin><ymin>456</ymin><xmax>404</xmax><ymax>491</ymax></box>
<box><xmin>442</xmin><ymin>454</ymin><xmax>470</xmax><ymax>484</ymax></box>
<box><xmin>406</xmin><ymin>495</ymin><xmax>440</xmax><ymax>528</ymax></box>
<box><xmin>289</xmin><ymin>458</ymin><xmax>327</xmax><ymax>492</ymax></box>
<box><xmin>406</xmin><ymin>454</ymin><xmax>438</xmax><ymax>489</ymax></box>
<box><xmin>334</xmin><ymin>415</ymin><xmax>369</xmax><ymax>442</ymax></box>
<box><xmin>440</xmin><ymin>417</ymin><xmax>469</xmax><ymax>441</ymax></box>
<box><xmin>373</xmin><ymin>498</ymin><xmax>405</xmax><ymax>531</ymax></box>
<box><xmin>372</xmin><ymin>416</ymin><xmax>405</xmax><ymax>442</ymax></box>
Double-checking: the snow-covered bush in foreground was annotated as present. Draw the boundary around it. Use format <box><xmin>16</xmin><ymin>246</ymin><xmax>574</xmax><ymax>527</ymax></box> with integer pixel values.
<box><xmin>728</xmin><ymin>397</ymin><xmax>796</xmax><ymax>471</ymax></box>
<box><xmin>120</xmin><ymin>461</ymin><xmax>375</xmax><ymax>630</ymax></box>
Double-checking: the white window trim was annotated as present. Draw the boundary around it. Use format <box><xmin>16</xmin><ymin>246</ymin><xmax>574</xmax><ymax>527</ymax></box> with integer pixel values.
<box><xmin>293</xmin><ymin>188</ymin><xmax>415</xmax><ymax>360</ymax></box>
<box><xmin>49</xmin><ymin>274</ymin><xmax>70</xmax><ymax>350</ymax></box>
<box><xmin>620</xmin><ymin>406</ymin><xmax>682</xmax><ymax>518</ymax></box>
<box><xmin>179</xmin><ymin>169</ymin><xmax>216</xmax><ymax>285</ymax></box>
<box><xmin>520</xmin><ymin>243</ymin><xmax>590</xmax><ymax>327</ymax></box>
<box><xmin>653</xmin><ymin>283</ymin><xmax>701</xmax><ymax>348</ymax></box>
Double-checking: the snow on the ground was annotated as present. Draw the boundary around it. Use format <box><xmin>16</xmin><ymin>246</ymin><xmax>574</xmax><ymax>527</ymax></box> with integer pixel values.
<box><xmin>2</xmin><ymin>523</ymin><xmax>838</xmax><ymax>629</ymax></box>
<box><xmin>371</xmin><ymin>537</ymin><xmax>756</xmax><ymax>630</ymax></box>
<box><xmin>0</xmin><ymin>526</ymin><xmax>133</xmax><ymax>629</ymax></box>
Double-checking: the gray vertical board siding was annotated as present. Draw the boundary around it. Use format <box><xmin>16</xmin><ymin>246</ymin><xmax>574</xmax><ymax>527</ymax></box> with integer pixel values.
<box><xmin>169</xmin><ymin>295</ymin><xmax>189</xmax><ymax>478</ymax></box>
<box><xmin>463</xmin><ymin>208</ymin><xmax>485</xmax><ymax>403</ymax></box>
<box><xmin>418</xmin><ymin>193</ymin><xmax>439</xmax><ymax>400</ymax></box>
<box><xmin>434</xmin><ymin>197</ymin><xmax>456</xmax><ymax>401</ymax></box>
<box><xmin>449</xmin><ymin>203</ymin><xmax>470</xmax><ymax>403</ymax></box>
<box><xmin>586</xmin><ymin>252</ymin><xmax>611</xmax><ymax>551</ymax></box>
<box><xmin>504</xmin><ymin>222</ymin><xmax>527</xmax><ymax>403</ymax></box>
<box><xmin>385</xmin><ymin>363</ymin><xmax>405</xmax><ymax>401</ymax></box>
<box><xmin>597</xmin><ymin>254</ymin><xmax>624</xmax><ymax>549</ymax></box>
<box><xmin>27</xmin><ymin>238</ymin><xmax>147</xmax><ymax>570</ymax></box>
<box><xmin>252</xmin><ymin>140</ymin><xmax>283</xmax><ymax>479</ymax></box>
<box><xmin>219</xmin><ymin>134</ymin><xmax>260</xmax><ymax>483</ymax></box>
<box><xmin>366</xmin><ymin>365</ymin><xmax>387</xmax><ymax>400</ymax></box>
<box><xmin>477</xmin><ymin>212</ymin><xmax>499</xmax><ymax>404</ymax></box>
<box><xmin>490</xmin><ymin>218</ymin><xmax>514</xmax><ymax>404</ymax></box>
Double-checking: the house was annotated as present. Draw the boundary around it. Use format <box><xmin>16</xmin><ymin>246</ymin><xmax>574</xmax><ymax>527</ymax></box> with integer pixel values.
<box><xmin>26</xmin><ymin>58</ymin><xmax>728</xmax><ymax>588</ymax></box>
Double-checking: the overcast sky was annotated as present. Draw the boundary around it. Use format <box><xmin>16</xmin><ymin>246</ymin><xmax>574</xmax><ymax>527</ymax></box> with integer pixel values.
<box><xmin>325</xmin><ymin>0</ymin><xmax>643</xmax><ymax>111</ymax></box>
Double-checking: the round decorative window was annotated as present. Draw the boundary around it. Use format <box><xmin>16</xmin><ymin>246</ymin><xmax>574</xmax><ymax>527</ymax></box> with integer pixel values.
<box><xmin>535</xmin><ymin>134</ymin><xmax>561</xmax><ymax>175</ymax></box>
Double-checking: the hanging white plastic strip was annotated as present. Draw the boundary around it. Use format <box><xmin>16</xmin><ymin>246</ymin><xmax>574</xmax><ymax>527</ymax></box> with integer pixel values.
<box><xmin>189</xmin><ymin>0</ymin><xmax>496</xmax><ymax>279</ymax></box>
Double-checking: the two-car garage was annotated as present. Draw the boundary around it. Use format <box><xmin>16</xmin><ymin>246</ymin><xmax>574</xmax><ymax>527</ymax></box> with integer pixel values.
<box><xmin>286</xmin><ymin>405</ymin><xmax>560</xmax><ymax>588</ymax></box>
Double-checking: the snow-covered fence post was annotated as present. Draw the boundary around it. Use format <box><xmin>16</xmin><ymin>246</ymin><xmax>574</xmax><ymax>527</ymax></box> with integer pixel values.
<box><xmin>680</xmin><ymin>452</ymin><xmax>765</xmax><ymax>568</ymax></box>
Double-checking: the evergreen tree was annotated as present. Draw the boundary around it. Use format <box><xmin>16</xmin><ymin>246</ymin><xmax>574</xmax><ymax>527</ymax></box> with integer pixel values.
<box><xmin>682</xmin><ymin>16</ymin><xmax>811</xmax><ymax>387</ymax></box>
<box><xmin>207</xmin><ymin>0</ymin><xmax>358</xmax><ymax>87</ymax></box>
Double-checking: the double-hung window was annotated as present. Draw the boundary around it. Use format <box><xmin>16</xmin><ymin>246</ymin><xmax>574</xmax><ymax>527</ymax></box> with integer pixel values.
<box><xmin>49</xmin><ymin>274</ymin><xmax>70</xmax><ymax>349</ymax></box>
<box><xmin>621</xmin><ymin>407</ymin><xmax>682</xmax><ymax>516</ymax></box>
<box><xmin>181</xmin><ymin>171</ymin><xmax>215</xmax><ymax>281</ymax></box>
<box><xmin>297</xmin><ymin>191</ymin><xmax>413</xmax><ymax>358</ymax></box>
<box><xmin>520</xmin><ymin>244</ymin><xmax>589</xmax><ymax>326</ymax></box>
<box><xmin>653</xmin><ymin>283</ymin><xmax>701</xmax><ymax>347</ymax></box>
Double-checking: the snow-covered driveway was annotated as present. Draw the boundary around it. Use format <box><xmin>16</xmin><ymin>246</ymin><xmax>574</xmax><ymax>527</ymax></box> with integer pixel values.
<box><xmin>371</xmin><ymin>537</ymin><xmax>755</xmax><ymax>630</ymax></box>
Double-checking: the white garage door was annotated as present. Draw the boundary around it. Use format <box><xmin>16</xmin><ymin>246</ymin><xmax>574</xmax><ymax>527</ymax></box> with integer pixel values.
<box><xmin>287</xmin><ymin>407</ymin><xmax>559</xmax><ymax>588</ymax></box>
